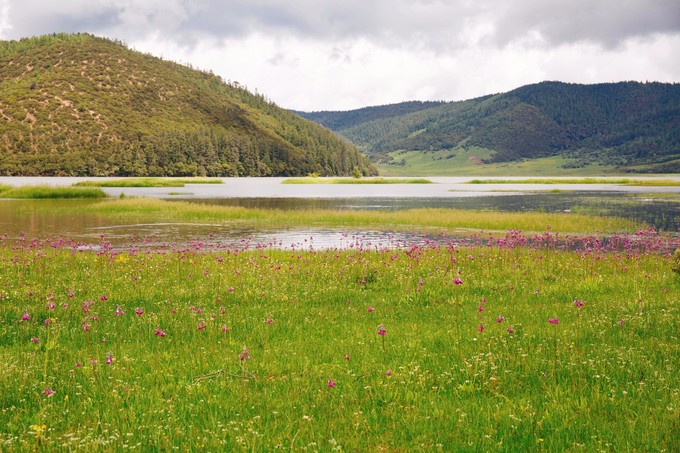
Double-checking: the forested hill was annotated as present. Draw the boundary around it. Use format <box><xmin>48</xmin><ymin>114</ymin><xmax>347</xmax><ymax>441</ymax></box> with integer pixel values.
<box><xmin>0</xmin><ymin>33</ymin><xmax>377</xmax><ymax>177</ymax></box>
<box><xmin>298</xmin><ymin>82</ymin><xmax>680</xmax><ymax>173</ymax></box>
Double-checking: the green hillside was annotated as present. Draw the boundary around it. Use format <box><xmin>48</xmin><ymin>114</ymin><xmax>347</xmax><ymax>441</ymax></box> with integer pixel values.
<box><xmin>0</xmin><ymin>33</ymin><xmax>377</xmax><ymax>177</ymax></box>
<box><xmin>298</xmin><ymin>82</ymin><xmax>680</xmax><ymax>174</ymax></box>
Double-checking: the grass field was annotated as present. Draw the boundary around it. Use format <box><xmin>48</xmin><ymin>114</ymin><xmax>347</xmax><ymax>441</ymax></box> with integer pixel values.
<box><xmin>0</xmin><ymin>227</ymin><xmax>678</xmax><ymax>451</ymax></box>
<box><xmin>466</xmin><ymin>178</ymin><xmax>680</xmax><ymax>186</ymax></box>
<box><xmin>282</xmin><ymin>177</ymin><xmax>433</xmax><ymax>184</ymax></box>
<box><xmin>376</xmin><ymin>148</ymin><xmax>622</xmax><ymax>177</ymax></box>
<box><xmin>0</xmin><ymin>185</ymin><xmax>107</xmax><ymax>199</ymax></box>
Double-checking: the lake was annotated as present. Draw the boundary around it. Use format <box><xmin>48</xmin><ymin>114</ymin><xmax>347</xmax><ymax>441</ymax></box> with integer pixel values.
<box><xmin>1</xmin><ymin>176</ymin><xmax>679</xmax><ymax>248</ymax></box>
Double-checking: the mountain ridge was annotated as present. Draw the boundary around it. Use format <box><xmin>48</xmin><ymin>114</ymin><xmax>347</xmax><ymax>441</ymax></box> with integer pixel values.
<box><xmin>297</xmin><ymin>81</ymin><xmax>680</xmax><ymax>173</ymax></box>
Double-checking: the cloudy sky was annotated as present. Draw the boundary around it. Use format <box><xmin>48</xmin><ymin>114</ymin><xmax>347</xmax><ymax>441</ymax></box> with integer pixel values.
<box><xmin>1</xmin><ymin>0</ymin><xmax>679</xmax><ymax>111</ymax></box>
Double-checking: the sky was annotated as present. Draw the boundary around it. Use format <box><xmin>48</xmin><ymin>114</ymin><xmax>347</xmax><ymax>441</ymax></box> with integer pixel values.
<box><xmin>1</xmin><ymin>0</ymin><xmax>679</xmax><ymax>111</ymax></box>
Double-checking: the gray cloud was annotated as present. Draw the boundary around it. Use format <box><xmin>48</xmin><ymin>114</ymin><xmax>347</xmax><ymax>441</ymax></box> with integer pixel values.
<box><xmin>4</xmin><ymin>0</ymin><xmax>679</xmax><ymax>49</ymax></box>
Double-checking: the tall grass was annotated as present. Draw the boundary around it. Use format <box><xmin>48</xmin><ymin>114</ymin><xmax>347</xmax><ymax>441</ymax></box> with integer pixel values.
<box><xmin>0</xmin><ymin>186</ymin><xmax>107</xmax><ymax>199</ymax></box>
<box><xmin>83</xmin><ymin>198</ymin><xmax>641</xmax><ymax>234</ymax></box>
<box><xmin>0</xmin><ymin>233</ymin><xmax>677</xmax><ymax>450</ymax></box>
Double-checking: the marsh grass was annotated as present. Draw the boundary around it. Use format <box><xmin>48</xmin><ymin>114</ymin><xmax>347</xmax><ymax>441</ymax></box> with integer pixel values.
<box><xmin>467</xmin><ymin>177</ymin><xmax>680</xmax><ymax>186</ymax></box>
<box><xmin>0</xmin><ymin>186</ymin><xmax>107</xmax><ymax>199</ymax></box>
<box><xmin>81</xmin><ymin>198</ymin><xmax>640</xmax><ymax>234</ymax></box>
<box><xmin>0</xmin><ymin>233</ymin><xmax>677</xmax><ymax>451</ymax></box>
<box><xmin>282</xmin><ymin>177</ymin><xmax>433</xmax><ymax>184</ymax></box>
<box><xmin>72</xmin><ymin>177</ymin><xmax>224</xmax><ymax>188</ymax></box>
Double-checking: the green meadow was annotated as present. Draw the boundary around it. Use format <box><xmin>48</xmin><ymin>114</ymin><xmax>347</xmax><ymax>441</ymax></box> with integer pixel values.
<box><xmin>72</xmin><ymin>177</ymin><xmax>224</xmax><ymax>188</ymax></box>
<box><xmin>0</xmin><ymin>198</ymin><xmax>678</xmax><ymax>451</ymax></box>
<box><xmin>282</xmin><ymin>177</ymin><xmax>433</xmax><ymax>184</ymax></box>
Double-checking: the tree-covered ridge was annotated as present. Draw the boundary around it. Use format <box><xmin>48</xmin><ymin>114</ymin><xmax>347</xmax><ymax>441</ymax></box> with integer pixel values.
<box><xmin>301</xmin><ymin>82</ymin><xmax>680</xmax><ymax>173</ymax></box>
<box><xmin>0</xmin><ymin>33</ymin><xmax>377</xmax><ymax>177</ymax></box>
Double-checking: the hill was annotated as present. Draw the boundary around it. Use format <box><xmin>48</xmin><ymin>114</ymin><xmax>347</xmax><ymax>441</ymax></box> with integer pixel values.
<box><xmin>297</xmin><ymin>82</ymin><xmax>680</xmax><ymax>174</ymax></box>
<box><xmin>0</xmin><ymin>33</ymin><xmax>377</xmax><ymax>177</ymax></box>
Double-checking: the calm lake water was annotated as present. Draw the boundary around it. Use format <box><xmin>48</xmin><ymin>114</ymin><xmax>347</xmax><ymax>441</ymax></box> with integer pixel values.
<box><xmin>1</xmin><ymin>176</ymin><xmax>679</xmax><ymax>248</ymax></box>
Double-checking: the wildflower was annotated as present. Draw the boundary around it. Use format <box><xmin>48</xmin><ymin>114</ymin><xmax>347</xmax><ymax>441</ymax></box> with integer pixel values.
<box><xmin>100</xmin><ymin>295</ymin><xmax>108</xmax><ymax>301</ymax></box>
<box><xmin>377</xmin><ymin>326</ymin><xmax>386</xmax><ymax>335</ymax></box>
<box><xmin>134</xmin><ymin>307</ymin><xmax>144</xmax><ymax>316</ymax></box>
<box><xmin>344</xmin><ymin>354</ymin><xmax>351</xmax><ymax>361</ymax></box>
<box><xmin>478</xmin><ymin>305</ymin><xmax>484</xmax><ymax>312</ymax></box>
<box><xmin>46</xmin><ymin>303</ymin><xmax>55</xmax><ymax>310</ymax></box>
<box><xmin>548</xmin><ymin>318</ymin><xmax>559</xmax><ymax>325</ymax></box>
<box><xmin>327</xmin><ymin>379</ymin><xmax>336</xmax><ymax>388</ymax></box>
<box><xmin>618</xmin><ymin>320</ymin><xmax>625</xmax><ymax>326</ymax></box>
<box><xmin>367</xmin><ymin>306</ymin><xmax>375</xmax><ymax>313</ymax></box>
<box><xmin>30</xmin><ymin>337</ymin><xmax>39</xmax><ymax>344</ymax></box>
<box><xmin>496</xmin><ymin>316</ymin><xmax>505</xmax><ymax>323</ymax></box>
<box><xmin>477</xmin><ymin>324</ymin><xmax>485</xmax><ymax>332</ymax></box>
<box><xmin>197</xmin><ymin>320</ymin><xmax>207</xmax><ymax>330</ymax></box>
<box><xmin>105</xmin><ymin>353</ymin><xmax>113</xmax><ymax>365</ymax></box>
<box><xmin>115</xmin><ymin>306</ymin><xmax>125</xmax><ymax>316</ymax></box>
<box><xmin>155</xmin><ymin>328</ymin><xmax>167</xmax><ymax>337</ymax></box>
<box><xmin>68</xmin><ymin>291</ymin><xmax>74</xmax><ymax>298</ymax></box>
<box><xmin>221</xmin><ymin>325</ymin><xmax>228</xmax><ymax>333</ymax></box>
<box><xmin>75</xmin><ymin>362</ymin><xmax>82</xmax><ymax>367</ymax></box>
<box><xmin>454</xmin><ymin>278</ymin><xmax>463</xmax><ymax>285</ymax></box>
<box><xmin>43</xmin><ymin>318</ymin><xmax>52</xmax><ymax>326</ymax></box>
<box><xmin>41</xmin><ymin>388</ymin><xmax>55</xmax><ymax>396</ymax></box>
<box><xmin>385</xmin><ymin>370</ymin><xmax>393</xmax><ymax>377</ymax></box>
<box><xmin>20</xmin><ymin>312</ymin><xmax>30</xmax><ymax>321</ymax></box>
<box><xmin>266</xmin><ymin>318</ymin><xmax>274</xmax><ymax>325</ymax></box>
<box><xmin>506</xmin><ymin>327</ymin><xmax>515</xmax><ymax>334</ymax></box>
<box><xmin>81</xmin><ymin>323</ymin><xmax>90</xmax><ymax>332</ymax></box>
<box><xmin>238</xmin><ymin>348</ymin><xmax>250</xmax><ymax>361</ymax></box>
<box><xmin>573</xmin><ymin>299</ymin><xmax>584</xmax><ymax>308</ymax></box>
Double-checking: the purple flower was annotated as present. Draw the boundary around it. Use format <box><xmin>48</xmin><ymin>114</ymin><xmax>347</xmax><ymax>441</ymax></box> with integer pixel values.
<box><xmin>496</xmin><ymin>316</ymin><xmax>505</xmax><ymax>323</ymax></box>
<box><xmin>367</xmin><ymin>306</ymin><xmax>375</xmax><ymax>313</ymax></box>
<box><xmin>30</xmin><ymin>337</ymin><xmax>39</xmax><ymax>344</ymax></box>
<box><xmin>327</xmin><ymin>379</ymin><xmax>336</xmax><ymax>388</ymax></box>
<box><xmin>477</xmin><ymin>324</ymin><xmax>485</xmax><ymax>332</ymax></box>
<box><xmin>385</xmin><ymin>370</ymin><xmax>393</xmax><ymax>377</ymax></box>
<box><xmin>377</xmin><ymin>327</ymin><xmax>386</xmax><ymax>336</ymax></box>
<box><xmin>154</xmin><ymin>328</ymin><xmax>167</xmax><ymax>337</ymax></box>
<box><xmin>41</xmin><ymin>388</ymin><xmax>55</xmax><ymax>396</ymax></box>
<box><xmin>115</xmin><ymin>306</ymin><xmax>125</xmax><ymax>316</ymax></box>
<box><xmin>197</xmin><ymin>320</ymin><xmax>207</xmax><ymax>330</ymax></box>
<box><xmin>134</xmin><ymin>307</ymin><xmax>144</xmax><ymax>316</ymax></box>
<box><xmin>454</xmin><ymin>278</ymin><xmax>463</xmax><ymax>285</ymax></box>
<box><xmin>573</xmin><ymin>299</ymin><xmax>584</xmax><ymax>308</ymax></box>
<box><xmin>506</xmin><ymin>327</ymin><xmax>515</xmax><ymax>334</ymax></box>
<box><xmin>548</xmin><ymin>318</ymin><xmax>559</xmax><ymax>325</ymax></box>
<box><xmin>105</xmin><ymin>353</ymin><xmax>113</xmax><ymax>365</ymax></box>
<box><xmin>238</xmin><ymin>348</ymin><xmax>250</xmax><ymax>361</ymax></box>
<box><xmin>20</xmin><ymin>312</ymin><xmax>30</xmax><ymax>322</ymax></box>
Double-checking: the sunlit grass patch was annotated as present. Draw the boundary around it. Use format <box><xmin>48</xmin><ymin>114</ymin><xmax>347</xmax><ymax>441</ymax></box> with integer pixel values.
<box><xmin>282</xmin><ymin>177</ymin><xmax>433</xmax><ymax>184</ymax></box>
<box><xmin>82</xmin><ymin>197</ymin><xmax>640</xmax><ymax>234</ymax></box>
<box><xmin>72</xmin><ymin>177</ymin><xmax>224</xmax><ymax>188</ymax></box>
<box><xmin>0</xmin><ymin>186</ymin><xmax>107</xmax><ymax>199</ymax></box>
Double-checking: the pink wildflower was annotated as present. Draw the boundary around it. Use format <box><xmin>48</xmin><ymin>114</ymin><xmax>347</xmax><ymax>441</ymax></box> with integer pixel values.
<box><xmin>327</xmin><ymin>379</ymin><xmax>336</xmax><ymax>388</ymax></box>
<box><xmin>30</xmin><ymin>337</ymin><xmax>39</xmax><ymax>344</ymax></box>
<box><xmin>367</xmin><ymin>306</ymin><xmax>375</xmax><ymax>313</ymax></box>
<box><xmin>478</xmin><ymin>305</ymin><xmax>484</xmax><ymax>312</ymax></box>
<box><xmin>155</xmin><ymin>328</ymin><xmax>167</xmax><ymax>337</ymax></box>
<box><xmin>506</xmin><ymin>327</ymin><xmax>515</xmax><ymax>334</ymax></box>
<box><xmin>573</xmin><ymin>299</ymin><xmax>584</xmax><ymax>308</ymax></box>
<box><xmin>105</xmin><ymin>353</ymin><xmax>113</xmax><ymax>365</ymax></box>
<box><xmin>385</xmin><ymin>370</ymin><xmax>393</xmax><ymax>377</ymax></box>
<box><xmin>81</xmin><ymin>323</ymin><xmax>90</xmax><ymax>332</ymax></box>
<box><xmin>454</xmin><ymin>278</ymin><xmax>463</xmax><ymax>285</ymax></box>
<box><xmin>477</xmin><ymin>324</ymin><xmax>485</xmax><ymax>332</ymax></box>
<box><xmin>197</xmin><ymin>320</ymin><xmax>207</xmax><ymax>330</ymax></box>
<box><xmin>20</xmin><ymin>312</ymin><xmax>30</xmax><ymax>321</ymax></box>
<box><xmin>41</xmin><ymin>388</ymin><xmax>55</xmax><ymax>396</ymax></box>
<box><xmin>496</xmin><ymin>316</ymin><xmax>505</xmax><ymax>323</ymax></box>
<box><xmin>115</xmin><ymin>306</ymin><xmax>125</xmax><ymax>316</ymax></box>
<box><xmin>134</xmin><ymin>307</ymin><xmax>144</xmax><ymax>316</ymax></box>
<box><xmin>548</xmin><ymin>318</ymin><xmax>559</xmax><ymax>325</ymax></box>
<box><xmin>377</xmin><ymin>327</ymin><xmax>386</xmax><ymax>335</ymax></box>
<box><xmin>266</xmin><ymin>318</ymin><xmax>274</xmax><ymax>325</ymax></box>
<box><xmin>238</xmin><ymin>348</ymin><xmax>250</xmax><ymax>361</ymax></box>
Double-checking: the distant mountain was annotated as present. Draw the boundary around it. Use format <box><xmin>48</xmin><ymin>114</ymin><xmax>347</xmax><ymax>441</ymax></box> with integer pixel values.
<box><xmin>297</xmin><ymin>82</ymin><xmax>680</xmax><ymax>173</ymax></box>
<box><xmin>0</xmin><ymin>33</ymin><xmax>376</xmax><ymax>177</ymax></box>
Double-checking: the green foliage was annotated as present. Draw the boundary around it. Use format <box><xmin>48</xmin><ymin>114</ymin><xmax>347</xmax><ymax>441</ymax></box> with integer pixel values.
<box><xmin>0</xmin><ymin>33</ymin><xmax>377</xmax><ymax>177</ymax></box>
<box><xmin>301</xmin><ymin>81</ymin><xmax>680</xmax><ymax>174</ymax></box>
<box><xmin>282</xmin><ymin>177</ymin><xmax>433</xmax><ymax>185</ymax></box>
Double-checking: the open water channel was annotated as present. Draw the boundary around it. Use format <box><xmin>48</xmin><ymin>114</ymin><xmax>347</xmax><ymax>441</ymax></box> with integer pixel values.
<box><xmin>1</xmin><ymin>176</ymin><xmax>679</xmax><ymax>249</ymax></box>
